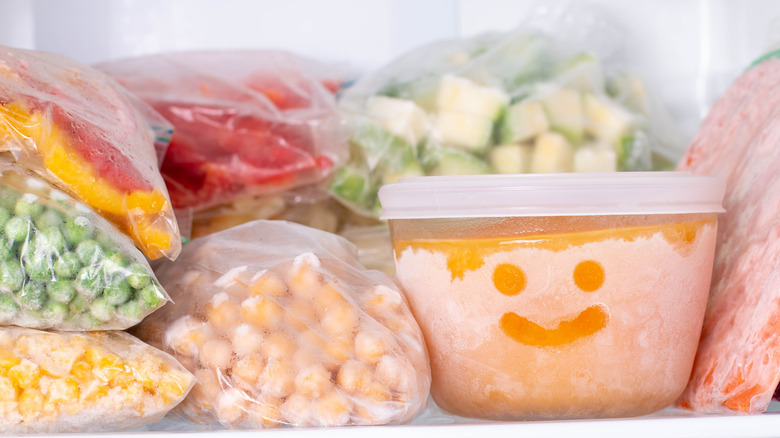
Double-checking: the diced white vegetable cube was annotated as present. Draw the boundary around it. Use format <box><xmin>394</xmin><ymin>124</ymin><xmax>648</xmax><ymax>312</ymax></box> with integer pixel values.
<box><xmin>367</xmin><ymin>96</ymin><xmax>430</xmax><ymax>145</ymax></box>
<box><xmin>436</xmin><ymin>75</ymin><xmax>508</xmax><ymax>120</ymax></box>
<box><xmin>429</xmin><ymin>149</ymin><xmax>490</xmax><ymax>176</ymax></box>
<box><xmin>500</xmin><ymin>101</ymin><xmax>549</xmax><ymax>144</ymax></box>
<box><xmin>490</xmin><ymin>143</ymin><xmax>532</xmax><ymax>174</ymax></box>
<box><xmin>531</xmin><ymin>132</ymin><xmax>573</xmax><ymax>173</ymax></box>
<box><xmin>584</xmin><ymin>93</ymin><xmax>635</xmax><ymax>144</ymax></box>
<box><xmin>557</xmin><ymin>53</ymin><xmax>605</xmax><ymax>92</ymax></box>
<box><xmin>538</xmin><ymin>86</ymin><xmax>584</xmax><ymax>144</ymax></box>
<box><xmin>433</xmin><ymin>111</ymin><xmax>493</xmax><ymax>152</ymax></box>
<box><xmin>574</xmin><ymin>145</ymin><xmax>617</xmax><ymax>172</ymax></box>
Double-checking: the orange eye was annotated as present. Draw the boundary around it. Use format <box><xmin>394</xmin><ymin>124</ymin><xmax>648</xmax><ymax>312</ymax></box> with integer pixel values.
<box><xmin>573</xmin><ymin>260</ymin><xmax>604</xmax><ymax>292</ymax></box>
<box><xmin>493</xmin><ymin>264</ymin><xmax>526</xmax><ymax>296</ymax></box>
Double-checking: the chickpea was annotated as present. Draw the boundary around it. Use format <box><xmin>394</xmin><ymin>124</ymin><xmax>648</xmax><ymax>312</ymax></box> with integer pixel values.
<box><xmin>320</xmin><ymin>301</ymin><xmax>359</xmax><ymax>339</ymax></box>
<box><xmin>314</xmin><ymin>282</ymin><xmax>347</xmax><ymax>317</ymax></box>
<box><xmin>282</xmin><ymin>297</ymin><xmax>317</xmax><ymax>332</ymax></box>
<box><xmin>365</xmin><ymin>285</ymin><xmax>403</xmax><ymax>315</ymax></box>
<box><xmin>280</xmin><ymin>392</ymin><xmax>312</xmax><ymax>426</ymax></box>
<box><xmin>313</xmin><ymin>390</ymin><xmax>351</xmax><ymax>427</ymax></box>
<box><xmin>233</xmin><ymin>354</ymin><xmax>264</xmax><ymax>386</ymax></box>
<box><xmin>231</xmin><ymin>324</ymin><xmax>264</xmax><ymax>356</ymax></box>
<box><xmin>207</xmin><ymin>294</ymin><xmax>240</xmax><ymax>334</ymax></box>
<box><xmin>288</xmin><ymin>254</ymin><xmax>323</xmax><ymax>300</ymax></box>
<box><xmin>337</xmin><ymin>360</ymin><xmax>372</xmax><ymax>392</ymax></box>
<box><xmin>251</xmin><ymin>271</ymin><xmax>288</xmax><ymax>298</ymax></box>
<box><xmin>355</xmin><ymin>330</ymin><xmax>386</xmax><ymax>365</ymax></box>
<box><xmin>216</xmin><ymin>387</ymin><xmax>247</xmax><ymax>425</ymax></box>
<box><xmin>201</xmin><ymin>340</ymin><xmax>233</xmax><ymax>371</ymax></box>
<box><xmin>261</xmin><ymin>332</ymin><xmax>296</xmax><ymax>361</ymax></box>
<box><xmin>375</xmin><ymin>355</ymin><xmax>409</xmax><ymax>393</ymax></box>
<box><xmin>363</xmin><ymin>381</ymin><xmax>391</xmax><ymax>403</ymax></box>
<box><xmin>261</xmin><ymin>358</ymin><xmax>295</xmax><ymax>399</ymax></box>
<box><xmin>246</xmin><ymin>396</ymin><xmax>284</xmax><ymax>429</ymax></box>
<box><xmin>294</xmin><ymin>363</ymin><xmax>333</xmax><ymax>398</ymax></box>
<box><xmin>240</xmin><ymin>296</ymin><xmax>283</xmax><ymax>331</ymax></box>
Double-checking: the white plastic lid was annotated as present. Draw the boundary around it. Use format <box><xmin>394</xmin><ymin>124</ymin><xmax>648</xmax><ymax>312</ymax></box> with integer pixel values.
<box><xmin>378</xmin><ymin>172</ymin><xmax>726</xmax><ymax>219</ymax></box>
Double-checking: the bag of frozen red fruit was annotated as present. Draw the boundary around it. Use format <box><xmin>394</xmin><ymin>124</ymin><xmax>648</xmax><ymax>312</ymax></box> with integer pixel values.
<box><xmin>133</xmin><ymin>220</ymin><xmax>430</xmax><ymax>428</ymax></box>
<box><xmin>0</xmin><ymin>45</ymin><xmax>180</xmax><ymax>260</ymax></box>
<box><xmin>96</xmin><ymin>51</ymin><xmax>346</xmax><ymax>213</ymax></box>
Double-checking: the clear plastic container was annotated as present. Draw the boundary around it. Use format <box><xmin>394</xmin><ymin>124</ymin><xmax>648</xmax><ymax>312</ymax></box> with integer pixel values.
<box><xmin>379</xmin><ymin>173</ymin><xmax>725</xmax><ymax>420</ymax></box>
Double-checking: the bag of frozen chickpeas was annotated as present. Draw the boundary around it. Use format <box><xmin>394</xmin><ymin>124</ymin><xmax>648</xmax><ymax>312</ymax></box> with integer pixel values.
<box><xmin>133</xmin><ymin>220</ymin><xmax>430</xmax><ymax>428</ymax></box>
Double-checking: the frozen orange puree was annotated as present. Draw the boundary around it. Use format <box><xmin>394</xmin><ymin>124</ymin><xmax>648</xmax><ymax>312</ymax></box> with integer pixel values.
<box><xmin>393</xmin><ymin>219</ymin><xmax>718</xmax><ymax>419</ymax></box>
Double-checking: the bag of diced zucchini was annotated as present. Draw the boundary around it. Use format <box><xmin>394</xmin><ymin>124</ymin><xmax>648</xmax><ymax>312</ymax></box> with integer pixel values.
<box><xmin>331</xmin><ymin>9</ymin><xmax>687</xmax><ymax>217</ymax></box>
<box><xmin>134</xmin><ymin>220</ymin><xmax>430</xmax><ymax>428</ymax></box>
<box><xmin>0</xmin><ymin>327</ymin><xmax>194</xmax><ymax>433</ymax></box>
<box><xmin>0</xmin><ymin>160</ymin><xmax>170</xmax><ymax>330</ymax></box>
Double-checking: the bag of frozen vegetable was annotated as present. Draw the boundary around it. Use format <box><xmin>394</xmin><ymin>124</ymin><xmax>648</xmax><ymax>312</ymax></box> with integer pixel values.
<box><xmin>332</xmin><ymin>11</ymin><xmax>686</xmax><ymax>217</ymax></box>
<box><xmin>0</xmin><ymin>160</ymin><xmax>170</xmax><ymax>330</ymax></box>
<box><xmin>134</xmin><ymin>220</ymin><xmax>430</xmax><ymax>428</ymax></box>
<box><xmin>97</xmin><ymin>50</ymin><xmax>346</xmax><ymax>213</ymax></box>
<box><xmin>0</xmin><ymin>45</ymin><xmax>180</xmax><ymax>260</ymax></box>
<box><xmin>0</xmin><ymin>327</ymin><xmax>194</xmax><ymax>433</ymax></box>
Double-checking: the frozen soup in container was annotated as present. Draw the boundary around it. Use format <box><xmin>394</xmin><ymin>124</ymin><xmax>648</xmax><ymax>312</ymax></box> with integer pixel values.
<box><xmin>379</xmin><ymin>173</ymin><xmax>724</xmax><ymax>419</ymax></box>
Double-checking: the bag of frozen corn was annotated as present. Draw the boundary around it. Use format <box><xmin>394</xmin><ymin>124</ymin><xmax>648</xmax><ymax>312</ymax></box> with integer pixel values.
<box><xmin>0</xmin><ymin>327</ymin><xmax>194</xmax><ymax>433</ymax></box>
<box><xmin>0</xmin><ymin>160</ymin><xmax>169</xmax><ymax>330</ymax></box>
<box><xmin>134</xmin><ymin>220</ymin><xmax>430</xmax><ymax>428</ymax></box>
<box><xmin>0</xmin><ymin>45</ymin><xmax>180</xmax><ymax>260</ymax></box>
<box><xmin>331</xmin><ymin>6</ymin><xmax>686</xmax><ymax>217</ymax></box>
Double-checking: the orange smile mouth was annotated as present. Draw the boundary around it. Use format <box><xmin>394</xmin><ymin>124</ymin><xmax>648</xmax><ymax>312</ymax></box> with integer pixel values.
<box><xmin>500</xmin><ymin>304</ymin><xmax>609</xmax><ymax>347</ymax></box>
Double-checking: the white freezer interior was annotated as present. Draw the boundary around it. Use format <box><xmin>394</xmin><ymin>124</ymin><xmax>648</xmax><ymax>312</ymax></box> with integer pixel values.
<box><xmin>1</xmin><ymin>0</ymin><xmax>780</xmax><ymax>436</ymax></box>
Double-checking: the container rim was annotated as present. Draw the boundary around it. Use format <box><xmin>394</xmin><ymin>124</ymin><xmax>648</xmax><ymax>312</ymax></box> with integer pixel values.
<box><xmin>378</xmin><ymin>172</ymin><xmax>726</xmax><ymax>220</ymax></box>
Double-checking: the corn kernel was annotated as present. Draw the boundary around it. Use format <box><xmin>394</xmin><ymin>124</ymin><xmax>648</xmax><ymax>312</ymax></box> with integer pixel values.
<box><xmin>18</xmin><ymin>388</ymin><xmax>44</xmax><ymax>419</ymax></box>
<box><xmin>46</xmin><ymin>377</ymin><xmax>79</xmax><ymax>406</ymax></box>
<box><xmin>158</xmin><ymin>372</ymin><xmax>186</xmax><ymax>400</ymax></box>
<box><xmin>337</xmin><ymin>360</ymin><xmax>372</xmax><ymax>392</ymax></box>
<box><xmin>233</xmin><ymin>354</ymin><xmax>264</xmax><ymax>386</ymax></box>
<box><xmin>294</xmin><ymin>364</ymin><xmax>332</xmax><ymax>398</ymax></box>
<box><xmin>252</xmin><ymin>272</ymin><xmax>287</xmax><ymax>298</ymax></box>
<box><xmin>355</xmin><ymin>330</ymin><xmax>386</xmax><ymax>365</ymax></box>
<box><xmin>0</xmin><ymin>375</ymin><xmax>18</xmax><ymax>402</ymax></box>
<box><xmin>313</xmin><ymin>390</ymin><xmax>351</xmax><ymax>427</ymax></box>
<box><xmin>69</xmin><ymin>359</ymin><xmax>92</xmax><ymax>382</ymax></box>
<box><xmin>0</xmin><ymin>348</ymin><xmax>21</xmax><ymax>371</ymax></box>
<box><xmin>240</xmin><ymin>296</ymin><xmax>283</xmax><ymax>331</ymax></box>
<box><xmin>8</xmin><ymin>362</ymin><xmax>41</xmax><ymax>390</ymax></box>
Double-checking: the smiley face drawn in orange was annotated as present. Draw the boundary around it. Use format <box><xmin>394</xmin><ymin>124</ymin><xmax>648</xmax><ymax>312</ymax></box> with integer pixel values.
<box><xmin>494</xmin><ymin>260</ymin><xmax>609</xmax><ymax>347</ymax></box>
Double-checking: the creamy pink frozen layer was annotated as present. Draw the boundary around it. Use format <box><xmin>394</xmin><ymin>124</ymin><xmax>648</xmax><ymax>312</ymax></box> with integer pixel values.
<box><xmin>393</xmin><ymin>220</ymin><xmax>718</xmax><ymax>420</ymax></box>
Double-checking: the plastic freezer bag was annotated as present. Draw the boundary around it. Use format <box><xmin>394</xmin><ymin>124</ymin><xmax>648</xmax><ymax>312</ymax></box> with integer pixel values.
<box><xmin>0</xmin><ymin>327</ymin><xmax>194</xmax><ymax>433</ymax></box>
<box><xmin>0</xmin><ymin>161</ymin><xmax>169</xmax><ymax>331</ymax></box>
<box><xmin>134</xmin><ymin>220</ymin><xmax>430</xmax><ymax>428</ymax></box>
<box><xmin>97</xmin><ymin>51</ymin><xmax>346</xmax><ymax>212</ymax></box>
<box><xmin>0</xmin><ymin>45</ymin><xmax>180</xmax><ymax>260</ymax></box>
<box><xmin>331</xmin><ymin>9</ymin><xmax>686</xmax><ymax>217</ymax></box>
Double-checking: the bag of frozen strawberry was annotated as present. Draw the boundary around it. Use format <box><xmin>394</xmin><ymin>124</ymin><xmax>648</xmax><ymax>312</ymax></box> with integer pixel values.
<box><xmin>0</xmin><ymin>45</ymin><xmax>180</xmax><ymax>260</ymax></box>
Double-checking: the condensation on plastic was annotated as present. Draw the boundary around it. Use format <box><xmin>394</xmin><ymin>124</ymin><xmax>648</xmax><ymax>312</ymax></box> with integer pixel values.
<box><xmin>134</xmin><ymin>220</ymin><xmax>430</xmax><ymax>429</ymax></box>
<box><xmin>96</xmin><ymin>51</ymin><xmax>347</xmax><ymax>213</ymax></box>
<box><xmin>0</xmin><ymin>160</ymin><xmax>170</xmax><ymax>331</ymax></box>
<box><xmin>331</xmin><ymin>4</ymin><xmax>687</xmax><ymax>218</ymax></box>
<box><xmin>0</xmin><ymin>45</ymin><xmax>180</xmax><ymax>260</ymax></box>
<box><xmin>0</xmin><ymin>327</ymin><xmax>194</xmax><ymax>433</ymax></box>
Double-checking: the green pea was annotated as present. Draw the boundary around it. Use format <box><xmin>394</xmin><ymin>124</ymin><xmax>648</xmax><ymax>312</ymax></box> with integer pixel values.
<box><xmin>54</xmin><ymin>252</ymin><xmax>82</xmax><ymax>278</ymax></box>
<box><xmin>0</xmin><ymin>259</ymin><xmax>24</xmax><ymax>292</ymax></box>
<box><xmin>104</xmin><ymin>279</ymin><xmax>132</xmax><ymax>305</ymax></box>
<box><xmin>0</xmin><ymin>293</ymin><xmax>19</xmax><ymax>317</ymax></box>
<box><xmin>36</xmin><ymin>227</ymin><xmax>66</xmax><ymax>254</ymax></box>
<box><xmin>23</xmin><ymin>253</ymin><xmax>54</xmax><ymax>282</ymax></box>
<box><xmin>4</xmin><ymin>217</ymin><xmax>30</xmax><ymax>243</ymax></box>
<box><xmin>79</xmin><ymin>313</ymin><xmax>103</xmax><ymax>329</ymax></box>
<box><xmin>105</xmin><ymin>251</ymin><xmax>129</xmax><ymax>268</ymax></box>
<box><xmin>64</xmin><ymin>217</ymin><xmax>94</xmax><ymax>245</ymax></box>
<box><xmin>0</xmin><ymin>190</ymin><xmax>17</xmax><ymax>211</ymax></box>
<box><xmin>14</xmin><ymin>196</ymin><xmax>45</xmax><ymax>218</ymax></box>
<box><xmin>139</xmin><ymin>284</ymin><xmax>164</xmax><ymax>309</ymax></box>
<box><xmin>118</xmin><ymin>300</ymin><xmax>144</xmax><ymax>320</ymax></box>
<box><xmin>18</xmin><ymin>281</ymin><xmax>46</xmax><ymax>311</ymax></box>
<box><xmin>95</xmin><ymin>231</ymin><xmax>115</xmax><ymax>251</ymax></box>
<box><xmin>47</xmin><ymin>280</ymin><xmax>76</xmax><ymax>304</ymax></box>
<box><xmin>75</xmin><ymin>267</ymin><xmax>104</xmax><ymax>301</ymax></box>
<box><xmin>90</xmin><ymin>297</ymin><xmax>114</xmax><ymax>322</ymax></box>
<box><xmin>0</xmin><ymin>235</ymin><xmax>14</xmax><ymax>260</ymax></box>
<box><xmin>68</xmin><ymin>294</ymin><xmax>88</xmax><ymax>315</ymax></box>
<box><xmin>34</xmin><ymin>209</ymin><xmax>64</xmax><ymax>230</ymax></box>
<box><xmin>0</xmin><ymin>207</ymin><xmax>11</xmax><ymax>229</ymax></box>
<box><xmin>75</xmin><ymin>240</ymin><xmax>103</xmax><ymax>266</ymax></box>
<box><xmin>127</xmin><ymin>263</ymin><xmax>151</xmax><ymax>290</ymax></box>
<box><xmin>41</xmin><ymin>300</ymin><xmax>68</xmax><ymax>322</ymax></box>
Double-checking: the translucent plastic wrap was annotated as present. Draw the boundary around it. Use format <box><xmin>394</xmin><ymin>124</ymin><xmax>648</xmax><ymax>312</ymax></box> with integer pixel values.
<box><xmin>0</xmin><ymin>160</ymin><xmax>169</xmax><ymax>331</ymax></box>
<box><xmin>97</xmin><ymin>51</ymin><xmax>346</xmax><ymax>212</ymax></box>
<box><xmin>332</xmin><ymin>15</ymin><xmax>686</xmax><ymax>217</ymax></box>
<box><xmin>134</xmin><ymin>220</ymin><xmax>430</xmax><ymax>428</ymax></box>
<box><xmin>0</xmin><ymin>46</ymin><xmax>180</xmax><ymax>260</ymax></box>
<box><xmin>0</xmin><ymin>327</ymin><xmax>194</xmax><ymax>433</ymax></box>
